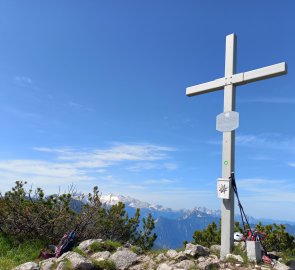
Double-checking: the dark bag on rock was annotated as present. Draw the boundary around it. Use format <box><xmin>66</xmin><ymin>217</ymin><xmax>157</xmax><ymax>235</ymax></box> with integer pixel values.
<box><xmin>39</xmin><ymin>231</ymin><xmax>77</xmax><ymax>259</ymax></box>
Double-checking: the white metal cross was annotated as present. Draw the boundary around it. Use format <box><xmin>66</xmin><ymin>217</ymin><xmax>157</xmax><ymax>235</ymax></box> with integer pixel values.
<box><xmin>186</xmin><ymin>33</ymin><xmax>287</xmax><ymax>258</ymax></box>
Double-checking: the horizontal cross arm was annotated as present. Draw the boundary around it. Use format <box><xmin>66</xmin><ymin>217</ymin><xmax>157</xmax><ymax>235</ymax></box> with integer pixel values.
<box><xmin>234</xmin><ymin>62</ymin><xmax>287</xmax><ymax>85</ymax></box>
<box><xmin>186</xmin><ymin>77</ymin><xmax>225</xmax><ymax>96</ymax></box>
<box><xmin>186</xmin><ymin>62</ymin><xmax>287</xmax><ymax>97</ymax></box>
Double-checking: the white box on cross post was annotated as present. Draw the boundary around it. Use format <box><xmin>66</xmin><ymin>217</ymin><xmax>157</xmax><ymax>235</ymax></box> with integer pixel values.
<box><xmin>217</xmin><ymin>178</ymin><xmax>230</xmax><ymax>199</ymax></box>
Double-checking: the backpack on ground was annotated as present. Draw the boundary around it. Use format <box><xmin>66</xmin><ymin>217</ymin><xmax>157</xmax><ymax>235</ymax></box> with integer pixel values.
<box><xmin>39</xmin><ymin>231</ymin><xmax>77</xmax><ymax>259</ymax></box>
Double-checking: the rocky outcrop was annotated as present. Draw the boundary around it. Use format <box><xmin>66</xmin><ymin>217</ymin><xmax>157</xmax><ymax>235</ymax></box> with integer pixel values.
<box><xmin>13</xmin><ymin>240</ymin><xmax>291</xmax><ymax>270</ymax></box>
<box><xmin>13</xmin><ymin>262</ymin><xmax>39</xmax><ymax>270</ymax></box>
<box><xmin>39</xmin><ymin>258</ymin><xmax>57</xmax><ymax>270</ymax></box>
<box><xmin>91</xmin><ymin>250</ymin><xmax>111</xmax><ymax>261</ymax></box>
<box><xmin>110</xmin><ymin>250</ymin><xmax>138</xmax><ymax>269</ymax></box>
<box><xmin>78</xmin><ymin>239</ymin><xmax>103</xmax><ymax>253</ymax></box>
<box><xmin>225</xmin><ymin>253</ymin><xmax>244</xmax><ymax>263</ymax></box>
<box><xmin>184</xmin><ymin>243</ymin><xmax>210</xmax><ymax>257</ymax></box>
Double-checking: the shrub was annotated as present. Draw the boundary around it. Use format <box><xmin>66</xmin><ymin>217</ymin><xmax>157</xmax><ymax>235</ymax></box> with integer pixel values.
<box><xmin>0</xmin><ymin>181</ymin><xmax>157</xmax><ymax>251</ymax></box>
<box><xmin>254</xmin><ymin>222</ymin><xmax>295</xmax><ymax>252</ymax></box>
<box><xmin>192</xmin><ymin>221</ymin><xmax>221</xmax><ymax>247</ymax></box>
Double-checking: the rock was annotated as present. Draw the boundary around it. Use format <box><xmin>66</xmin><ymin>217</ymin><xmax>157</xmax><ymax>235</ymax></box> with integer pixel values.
<box><xmin>157</xmin><ymin>263</ymin><xmax>173</xmax><ymax>270</ymax></box>
<box><xmin>137</xmin><ymin>255</ymin><xmax>153</xmax><ymax>264</ymax></box>
<box><xmin>124</xmin><ymin>242</ymin><xmax>132</xmax><ymax>248</ymax></box>
<box><xmin>130</xmin><ymin>255</ymin><xmax>155</xmax><ymax>270</ymax></box>
<box><xmin>235</xmin><ymin>263</ymin><xmax>241</xmax><ymax>267</ymax></box>
<box><xmin>166</xmin><ymin>249</ymin><xmax>178</xmax><ymax>259</ymax></box>
<box><xmin>184</xmin><ymin>243</ymin><xmax>210</xmax><ymax>257</ymax></box>
<box><xmin>175</xmin><ymin>251</ymin><xmax>188</xmax><ymax>262</ymax></box>
<box><xmin>209</xmin><ymin>254</ymin><xmax>219</xmax><ymax>260</ymax></box>
<box><xmin>78</xmin><ymin>239</ymin><xmax>103</xmax><ymax>253</ymax></box>
<box><xmin>197</xmin><ymin>257</ymin><xmax>206</xmax><ymax>263</ymax></box>
<box><xmin>197</xmin><ymin>260</ymin><xmax>220</xmax><ymax>270</ymax></box>
<box><xmin>210</xmin><ymin>245</ymin><xmax>221</xmax><ymax>254</ymax></box>
<box><xmin>39</xmin><ymin>258</ymin><xmax>57</xmax><ymax>270</ymax></box>
<box><xmin>225</xmin><ymin>253</ymin><xmax>244</xmax><ymax>263</ymax></box>
<box><xmin>13</xmin><ymin>262</ymin><xmax>39</xmax><ymax>270</ymax></box>
<box><xmin>110</xmin><ymin>250</ymin><xmax>138</xmax><ymax>270</ymax></box>
<box><xmin>274</xmin><ymin>261</ymin><xmax>291</xmax><ymax>270</ymax></box>
<box><xmin>156</xmin><ymin>253</ymin><xmax>168</xmax><ymax>262</ymax></box>
<box><xmin>57</xmin><ymin>251</ymin><xmax>94</xmax><ymax>270</ymax></box>
<box><xmin>175</xmin><ymin>259</ymin><xmax>195</xmax><ymax>269</ymax></box>
<box><xmin>91</xmin><ymin>250</ymin><xmax>111</xmax><ymax>261</ymax></box>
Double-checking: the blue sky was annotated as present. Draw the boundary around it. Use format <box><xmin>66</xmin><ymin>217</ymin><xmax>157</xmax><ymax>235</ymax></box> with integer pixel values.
<box><xmin>0</xmin><ymin>1</ymin><xmax>295</xmax><ymax>221</ymax></box>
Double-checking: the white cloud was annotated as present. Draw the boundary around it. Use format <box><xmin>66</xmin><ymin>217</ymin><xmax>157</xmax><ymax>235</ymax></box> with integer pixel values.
<box><xmin>0</xmin><ymin>143</ymin><xmax>176</xmax><ymax>193</ymax></box>
<box><xmin>235</xmin><ymin>177</ymin><xmax>295</xmax><ymax>203</ymax></box>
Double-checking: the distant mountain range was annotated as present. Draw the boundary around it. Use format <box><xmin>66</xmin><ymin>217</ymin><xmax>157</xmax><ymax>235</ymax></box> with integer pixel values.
<box><xmin>79</xmin><ymin>193</ymin><xmax>295</xmax><ymax>249</ymax></box>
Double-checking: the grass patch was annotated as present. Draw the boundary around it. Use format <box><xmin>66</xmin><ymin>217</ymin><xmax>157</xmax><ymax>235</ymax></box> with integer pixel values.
<box><xmin>89</xmin><ymin>241</ymin><xmax>121</xmax><ymax>253</ymax></box>
<box><xmin>130</xmin><ymin>245</ymin><xmax>143</xmax><ymax>255</ymax></box>
<box><xmin>72</xmin><ymin>247</ymin><xmax>86</xmax><ymax>257</ymax></box>
<box><xmin>149</xmin><ymin>248</ymin><xmax>168</xmax><ymax>256</ymax></box>
<box><xmin>60</xmin><ymin>258</ymin><xmax>73</xmax><ymax>270</ymax></box>
<box><xmin>92</xmin><ymin>259</ymin><xmax>116</xmax><ymax>270</ymax></box>
<box><xmin>0</xmin><ymin>233</ymin><xmax>46</xmax><ymax>270</ymax></box>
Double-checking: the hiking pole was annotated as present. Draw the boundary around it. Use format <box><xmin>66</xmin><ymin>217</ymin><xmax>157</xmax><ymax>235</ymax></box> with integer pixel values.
<box><xmin>230</xmin><ymin>172</ymin><xmax>252</xmax><ymax>235</ymax></box>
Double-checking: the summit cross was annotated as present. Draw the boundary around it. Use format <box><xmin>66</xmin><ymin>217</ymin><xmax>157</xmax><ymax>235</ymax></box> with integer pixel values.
<box><xmin>186</xmin><ymin>33</ymin><xmax>287</xmax><ymax>258</ymax></box>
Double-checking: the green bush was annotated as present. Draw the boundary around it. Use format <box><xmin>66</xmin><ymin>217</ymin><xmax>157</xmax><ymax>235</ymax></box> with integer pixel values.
<box><xmin>254</xmin><ymin>222</ymin><xmax>295</xmax><ymax>252</ymax></box>
<box><xmin>192</xmin><ymin>221</ymin><xmax>221</xmax><ymax>247</ymax></box>
<box><xmin>0</xmin><ymin>181</ymin><xmax>157</xmax><ymax>251</ymax></box>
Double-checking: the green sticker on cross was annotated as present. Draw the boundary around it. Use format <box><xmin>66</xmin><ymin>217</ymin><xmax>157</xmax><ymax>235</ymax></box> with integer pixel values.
<box><xmin>224</xmin><ymin>160</ymin><xmax>229</xmax><ymax>165</ymax></box>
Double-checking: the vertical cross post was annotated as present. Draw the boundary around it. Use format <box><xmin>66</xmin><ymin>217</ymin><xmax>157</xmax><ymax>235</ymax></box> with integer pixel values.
<box><xmin>220</xmin><ymin>34</ymin><xmax>236</xmax><ymax>258</ymax></box>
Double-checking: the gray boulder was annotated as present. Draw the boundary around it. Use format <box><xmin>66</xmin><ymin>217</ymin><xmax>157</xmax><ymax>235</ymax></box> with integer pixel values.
<box><xmin>156</xmin><ymin>253</ymin><xmax>168</xmax><ymax>262</ymax></box>
<box><xmin>197</xmin><ymin>260</ymin><xmax>220</xmax><ymax>270</ymax></box>
<box><xmin>274</xmin><ymin>261</ymin><xmax>291</xmax><ymax>270</ymax></box>
<box><xmin>157</xmin><ymin>263</ymin><xmax>173</xmax><ymax>270</ymax></box>
<box><xmin>166</xmin><ymin>249</ymin><xmax>178</xmax><ymax>259</ymax></box>
<box><xmin>39</xmin><ymin>258</ymin><xmax>57</xmax><ymax>270</ymax></box>
<box><xmin>184</xmin><ymin>243</ymin><xmax>210</xmax><ymax>257</ymax></box>
<box><xmin>91</xmin><ymin>251</ymin><xmax>111</xmax><ymax>261</ymax></box>
<box><xmin>225</xmin><ymin>253</ymin><xmax>244</xmax><ymax>263</ymax></box>
<box><xmin>175</xmin><ymin>259</ymin><xmax>195</xmax><ymax>269</ymax></box>
<box><xmin>13</xmin><ymin>262</ymin><xmax>39</xmax><ymax>270</ymax></box>
<box><xmin>110</xmin><ymin>250</ymin><xmax>138</xmax><ymax>270</ymax></box>
<box><xmin>78</xmin><ymin>239</ymin><xmax>103</xmax><ymax>253</ymax></box>
<box><xmin>175</xmin><ymin>251</ymin><xmax>188</xmax><ymax>262</ymax></box>
<box><xmin>57</xmin><ymin>251</ymin><xmax>94</xmax><ymax>270</ymax></box>
<box><xmin>210</xmin><ymin>244</ymin><xmax>221</xmax><ymax>254</ymax></box>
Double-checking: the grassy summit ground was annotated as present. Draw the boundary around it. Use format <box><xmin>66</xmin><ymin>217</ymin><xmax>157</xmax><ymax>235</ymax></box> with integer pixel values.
<box><xmin>0</xmin><ymin>234</ymin><xmax>45</xmax><ymax>270</ymax></box>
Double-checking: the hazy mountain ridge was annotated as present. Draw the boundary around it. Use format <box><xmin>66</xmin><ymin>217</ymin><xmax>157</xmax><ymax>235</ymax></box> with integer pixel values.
<box><xmin>75</xmin><ymin>193</ymin><xmax>295</xmax><ymax>248</ymax></box>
